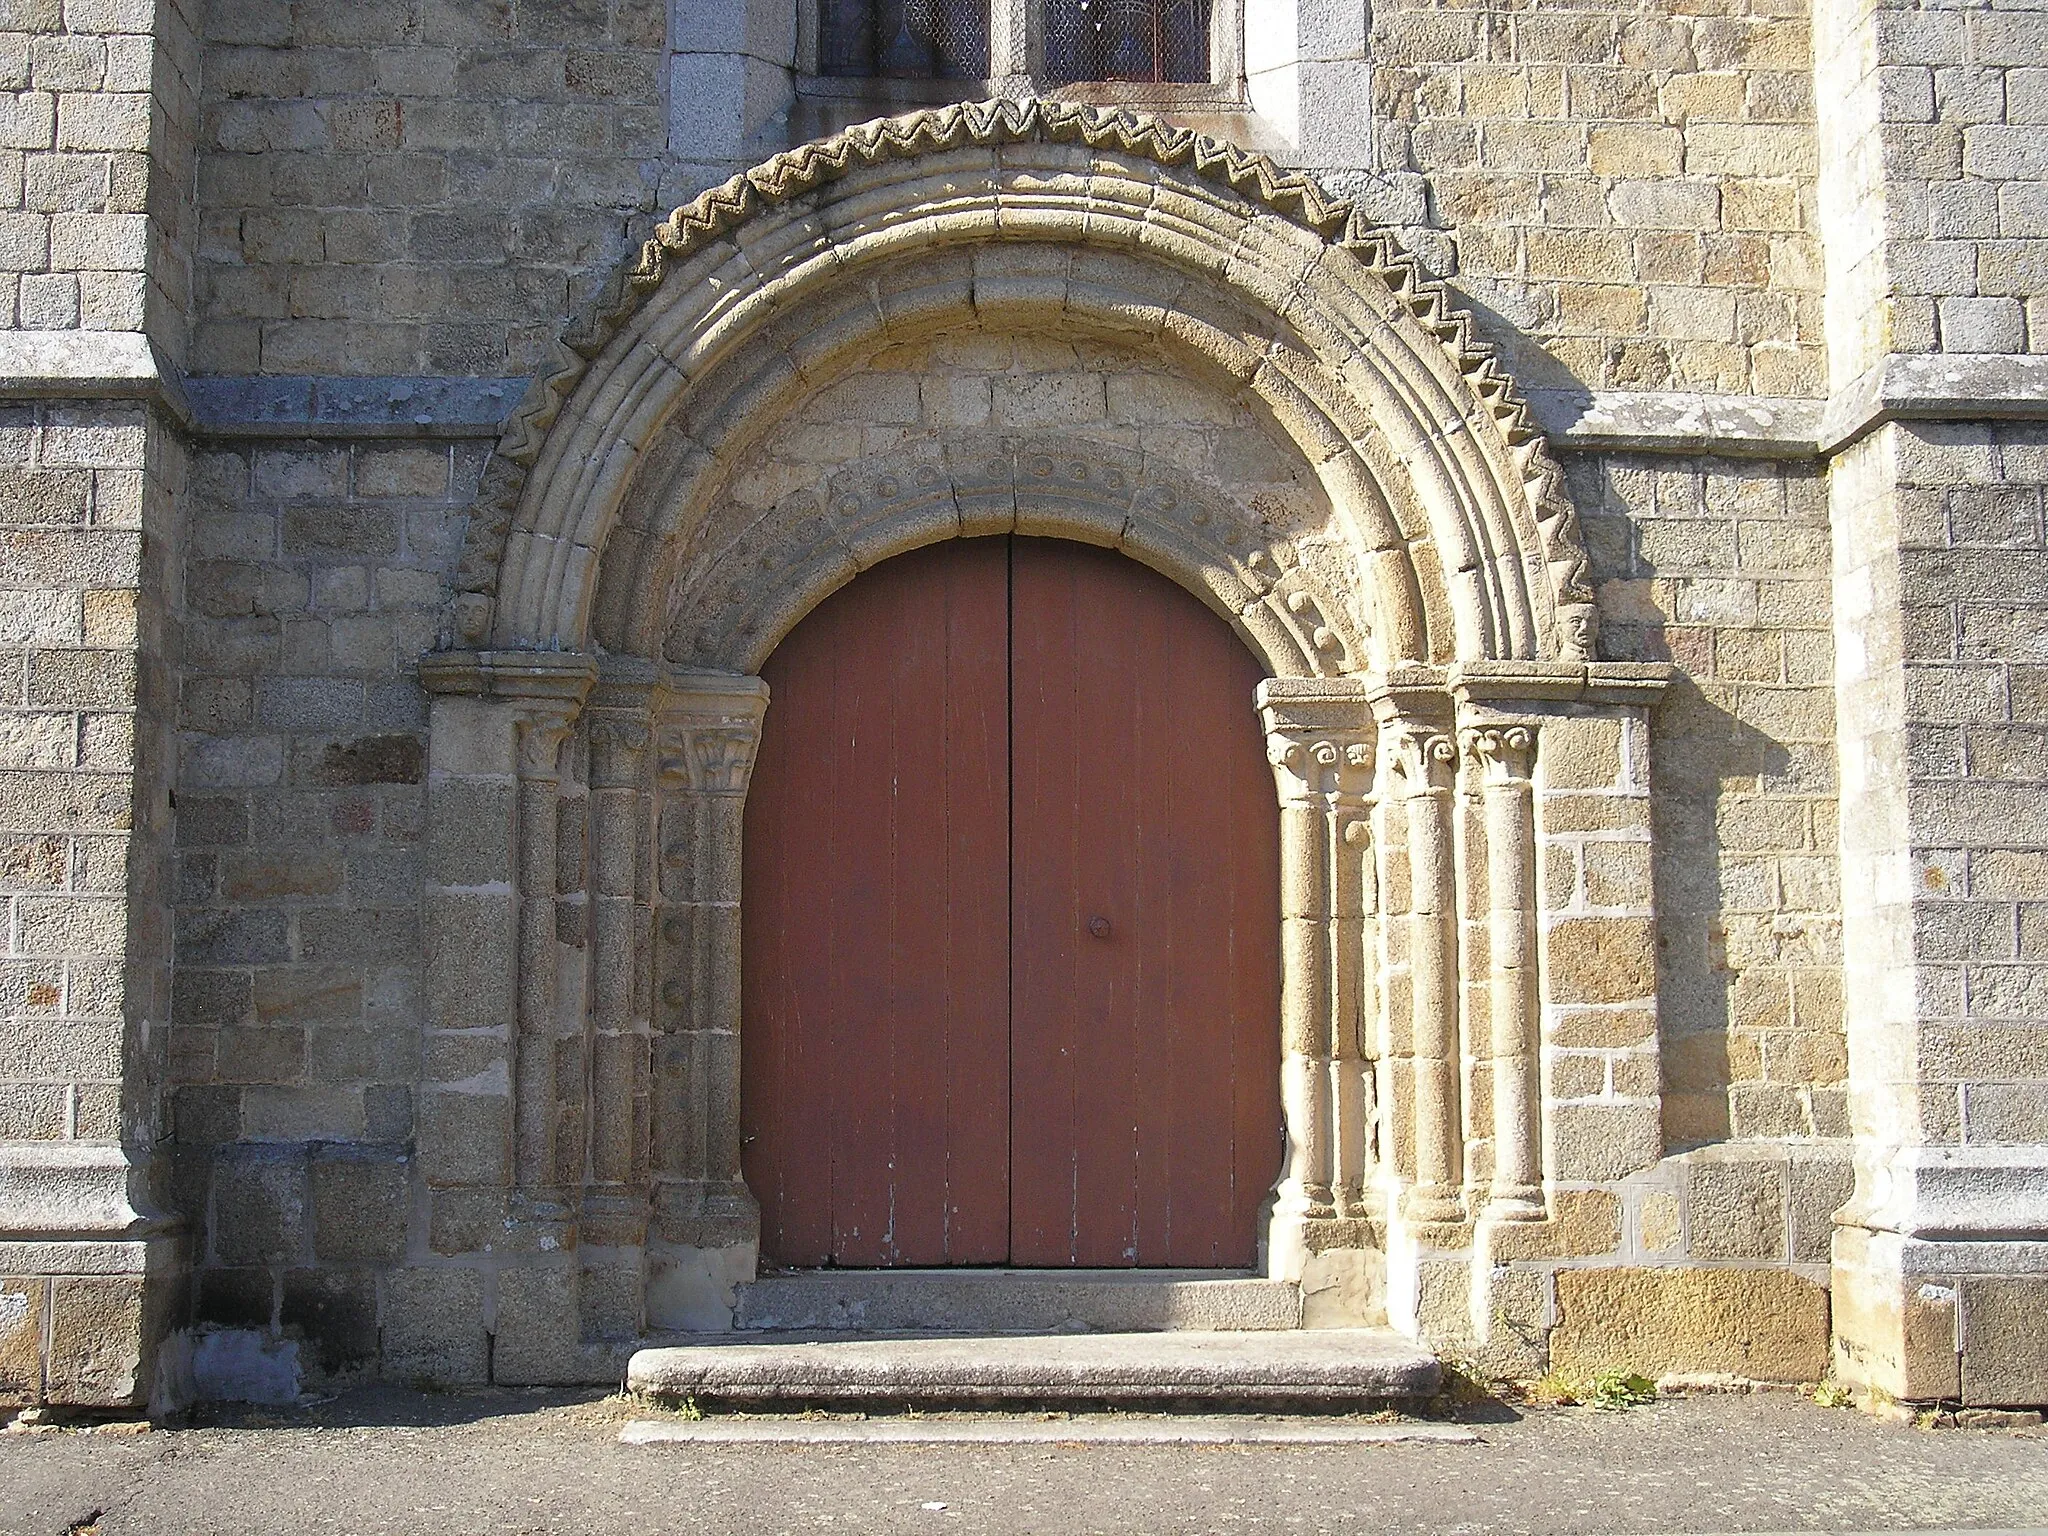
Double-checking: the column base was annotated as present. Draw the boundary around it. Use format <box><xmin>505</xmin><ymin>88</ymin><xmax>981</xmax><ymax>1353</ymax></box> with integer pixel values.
<box><xmin>1402</xmin><ymin>1186</ymin><xmax>1465</xmax><ymax>1224</ymax></box>
<box><xmin>1482</xmin><ymin>1188</ymin><xmax>1546</xmax><ymax>1222</ymax></box>
<box><xmin>0</xmin><ymin>1143</ymin><xmax>186</xmax><ymax>1412</ymax></box>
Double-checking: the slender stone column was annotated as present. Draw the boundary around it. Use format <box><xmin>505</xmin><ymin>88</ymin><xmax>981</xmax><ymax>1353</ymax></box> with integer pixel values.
<box><xmin>1464</xmin><ymin>723</ymin><xmax>1545</xmax><ymax>1221</ymax></box>
<box><xmin>646</xmin><ymin>674</ymin><xmax>769</xmax><ymax>1330</ymax></box>
<box><xmin>1382</xmin><ymin>706</ymin><xmax>1463</xmax><ymax>1224</ymax></box>
<box><xmin>1329</xmin><ymin>752</ymin><xmax>1376</xmax><ymax>1218</ymax></box>
<box><xmin>987</xmin><ymin>0</ymin><xmax>1042</xmax><ymax>89</ymax></box>
<box><xmin>582</xmin><ymin>699</ymin><xmax>654</xmax><ymax>1238</ymax></box>
<box><xmin>1258</xmin><ymin>680</ymin><xmax>1377</xmax><ymax>1268</ymax></box>
<box><xmin>513</xmin><ymin>701</ymin><xmax>582</xmax><ymax>1209</ymax></box>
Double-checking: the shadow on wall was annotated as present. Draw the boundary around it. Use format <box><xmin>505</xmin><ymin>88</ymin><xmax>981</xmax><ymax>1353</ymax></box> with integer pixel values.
<box><xmin>1438</xmin><ymin>264</ymin><xmax>1726</xmax><ymax>400</ymax></box>
<box><xmin>1562</xmin><ymin>455</ymin><xmax>1798</xmax><ymax>1155</ymax></box>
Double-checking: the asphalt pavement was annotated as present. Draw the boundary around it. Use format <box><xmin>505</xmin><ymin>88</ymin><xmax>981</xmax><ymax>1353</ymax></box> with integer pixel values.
<box><xmin>2</xmin><ymin>1386</ymin><xmax>2044</xmax><ymax>1535</ymax></box>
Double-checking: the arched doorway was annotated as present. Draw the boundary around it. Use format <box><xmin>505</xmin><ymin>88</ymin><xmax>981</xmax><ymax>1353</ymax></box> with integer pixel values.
<box><xmin>741</xmin><ymin>535</ymin><xmax>1283</xmax><ymax>1269</ymax></box>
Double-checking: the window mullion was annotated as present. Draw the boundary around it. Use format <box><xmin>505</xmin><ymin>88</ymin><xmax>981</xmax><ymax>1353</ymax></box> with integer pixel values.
<box><xmin>989</xmin><ymin>0</ymin><xmax>1040</xmax><ymax>89</ymax></box>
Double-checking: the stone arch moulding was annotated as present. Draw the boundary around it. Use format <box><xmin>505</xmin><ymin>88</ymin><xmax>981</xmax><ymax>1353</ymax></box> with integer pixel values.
<box><xmin>416</xmin><ymin>100</ymin><xmax>1672</xmax><ymax>1379</ymax></box>
<box><xmin>453</xmin><ymin>96</ymin><xmax>1596</xmax><ymax>669</ymax></box>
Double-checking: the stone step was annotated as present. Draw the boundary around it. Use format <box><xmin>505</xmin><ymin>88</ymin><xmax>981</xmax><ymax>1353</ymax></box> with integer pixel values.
<box><xmin>628</xmin><ymin>1329</ymin><xmax>1441</xmax><ymax>1407</ymax></box>
<box><xmin>621</xmin><ymin>1416</ymin><xmax>1478</xmax><ymax>1446</ymax></box>
<box><xmin>733</xmin><ymin>1268</ymin><xmax>1301</xmax><ymax>1334</ymax></box>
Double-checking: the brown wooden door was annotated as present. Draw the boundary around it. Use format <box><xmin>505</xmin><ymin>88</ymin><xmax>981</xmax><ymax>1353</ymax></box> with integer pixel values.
<box><xmin>742</xmin><ymin>536</ymin><xmax>1281</xmax><ymax>1269</ymax></box>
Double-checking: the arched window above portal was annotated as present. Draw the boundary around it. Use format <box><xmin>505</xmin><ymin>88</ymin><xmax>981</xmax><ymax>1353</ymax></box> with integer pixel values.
<box><xmin>793</xmin><ymin>0</ymin><xmax>1244</xmax><ymax>102</ymax></box>
<box><xmin>810</xmin><ymin>0</ymin><xmax>1216</xmax><ymax>85</ymax></box>
<box><xmin>668</xmin><ymin>0</ymin><xmax>1367</xmax><ymax>196</ymax></box>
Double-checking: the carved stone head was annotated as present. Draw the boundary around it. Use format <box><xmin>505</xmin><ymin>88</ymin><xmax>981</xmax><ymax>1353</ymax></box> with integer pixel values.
<box><xmin>1555</xmin><ymin>602</ymin><xmax>1597</xmax><ymax>663</ymax></box>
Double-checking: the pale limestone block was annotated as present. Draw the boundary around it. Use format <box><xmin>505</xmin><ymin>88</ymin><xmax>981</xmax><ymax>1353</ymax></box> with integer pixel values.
<box><xmin>644</xmin><ymin>1242</ymin><xmax>758</xmax><ymax>1332</ymax></box>
<box><xmin>1543</xmin><ymin>915</ymin><xmax>1657</xmax><ymax>1002</ymax></box>
<box><xmin>1300</xmin><ymin>1247</ymin><xmax>1386</xmax><ymax>1328</ymax></box>
<box><xmin>1550</xmin><ymin>1101</ymin><xmax>1662</xmax><ymax>1181</ymax></box>
<box><xmin>1639</xmin><ymin>1190</ymin><xmax>1684</xmax><ymax>1253</ymax></box>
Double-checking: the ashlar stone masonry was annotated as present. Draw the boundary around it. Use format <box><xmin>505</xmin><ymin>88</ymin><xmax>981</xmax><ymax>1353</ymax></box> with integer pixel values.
<box><xmin>0</xmin><ymin>0</ymin><xmax>2042</xmax><ymax>1413</ymax></box>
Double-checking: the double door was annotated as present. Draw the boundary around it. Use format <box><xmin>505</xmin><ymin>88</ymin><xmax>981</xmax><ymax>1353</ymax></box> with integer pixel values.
<box><xmin>741</xmin><ymin>535</ymin><xmax>1281</xmax><ymax>1267</ymax></box>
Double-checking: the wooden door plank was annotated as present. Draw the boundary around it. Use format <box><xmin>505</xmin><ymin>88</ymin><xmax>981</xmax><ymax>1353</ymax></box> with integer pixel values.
<box><xmin>743</xmin><ymin>538</ymin><xmax>1011</xmax><ymax>1268</ymax></box>
<box><xmin>742</xmin><ymin>584</ymin><xmax>839</xmax><ymax>1267</ymax></box>
<box><xmin>1065</xmin><ymin>547</ymin><xmax>1143</xmax><ymax>1266</ymax></box>
<box><xmin>1130</xmin><ymin>566</ymin><xmax>1198</xmax><ymax>1264</ymax></box>
<box><xmin>825</xmin><ymin>566</ymin><xmax>899</xmax><ymax>1264</ymax></box>
<box><xmin>1157</xmin><ymin>570</ymin><xmax>1278</xmax><ymax>1265</ymax></box>
<box><xmin>939</xmin><ymin>539</ymin><xmax>1014</xmax><ymax>1263</ymax></box>
<box><xmin>1007</xmin><ymin>538</ymin><xmax>1082</xmax><ymax>1266</ymax></box>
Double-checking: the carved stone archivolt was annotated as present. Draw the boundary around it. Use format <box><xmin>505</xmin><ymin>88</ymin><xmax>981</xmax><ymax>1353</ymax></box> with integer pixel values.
<box><xmin>417</xmin><ymin>106</ymin><xmax>1669</xmax><ymax>1350</ymax></box>
<box><xmin>454</xmin><ymin>99</ymin><xmax>1597</xmax><ymax>673</ymax></box>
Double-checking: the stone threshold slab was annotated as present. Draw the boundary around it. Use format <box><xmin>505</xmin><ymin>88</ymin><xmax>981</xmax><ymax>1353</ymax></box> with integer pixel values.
<box><xmin>620</xmin><ymin>1415</ymin><xmax>1478</xmax><ymax>1446</ymax></box>
<box><xmin>628</xmin><ymin>1328</ymin><xmax>1440</xmax><ymax>1404</ymax></box>
<box><xmin>733</xmin><ymin>1267</ymin><xmax>1300</xmax><ymax>1332</ymax></box>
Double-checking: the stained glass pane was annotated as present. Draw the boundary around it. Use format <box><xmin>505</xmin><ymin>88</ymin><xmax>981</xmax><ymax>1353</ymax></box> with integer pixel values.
<box><xmin>1043</xmin><ymin>0</ymin><xmax>1210</xmax><ymax>84</ymax></box>
<box><xmin>820</xmin><ymin>0</ymin><xmax>992</xmax><ymax>79</ymax></box>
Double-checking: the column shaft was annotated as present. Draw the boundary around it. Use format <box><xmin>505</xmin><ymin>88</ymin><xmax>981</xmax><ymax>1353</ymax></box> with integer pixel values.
<box><xmin>1393</xmin><ymin>723</ymin><xmax>1463</xmax><ymax>1223</ymax></box>
<box><xmin>1467</xmin><ymin>725</ymin><xmax>1544</xmax><ymax>1220</ymax></box>
<box><xmin>651</xmin><ymin>678</ymin><xmax>770</xmax><ymax>1249</ymax></box>
<box><xmin>514</xmin><ymin>708</ymin><xmax>578</xmax><ymax>1206</ymax></box>
<box><xmin>1259</xmin><ymin>679</ymin><xmax>1379</xmax><ymax>1265</ymax></box>
<box><xmin>583</xmin><ymin>712</ymin><xmax>652</xmax><ymax>1235</ymax></box>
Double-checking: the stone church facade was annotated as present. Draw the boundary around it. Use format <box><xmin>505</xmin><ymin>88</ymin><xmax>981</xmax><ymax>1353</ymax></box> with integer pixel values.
<box><xmin>0</xmin><ymin>0</ymin><xmax>2044</xmax><ymax>1411</ymax></box>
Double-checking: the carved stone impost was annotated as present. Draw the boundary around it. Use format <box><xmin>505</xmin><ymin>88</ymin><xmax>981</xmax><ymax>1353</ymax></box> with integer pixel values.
<box><xmin>1449</xmin><ymin>660</ymin><xmax>1673</xmax><ymax>710</ymax></box>
<box><xmin>419</xmin><ymin>649</ymin><xmax>598</xmax><ymax>782</ymax></box>
<box><xmin>418</xmin><ymin>648</ymin><xmax>600</xmax><ymax>704</ymax></box>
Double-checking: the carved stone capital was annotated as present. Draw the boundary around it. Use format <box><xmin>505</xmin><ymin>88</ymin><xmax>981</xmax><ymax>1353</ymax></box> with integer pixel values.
<box><xmin>655</xmin><ymin>673</ymin><xmax>771</xmax><ymax>798</ymax></box>
<box><xmin>660</xmin><ymin>724</ymin><xmax>761</xmax><ymax>795</ymax></box>
<box><xmin>1461</xmin><ymin>723</ymin><xmax>1536</xmax><ymax>784</ymax></box>
<box><xmin>515</xmin><ymin>702</ymin><xmax>580</xmax><ymax>781</ymax></box>
<box><xmin>1385</xmin><ymin>724</ymin><xmax>1457</xmax><ymax>794</ymax></box>
<box><xmin>587</xmin><ymin>716</ymin><xmax>652</xmax><ymax>789</ymax></box>
<box><xmin>1266</xmin><ymin>731</ymin><xmax>1375</xmax><ymax>803</ymax></box>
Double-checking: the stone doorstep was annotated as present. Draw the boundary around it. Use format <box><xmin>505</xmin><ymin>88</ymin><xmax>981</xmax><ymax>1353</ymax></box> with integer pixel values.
<box><xmin>732</xmin><ymin>1268</ymin><xmax>1302</xmax><ymax>1334</ymax></box>
<box><xmin>619</xmin><ymin>1415</ymin><xmax>1478</xmax><ymax>1446</ymax></box>
<box><xmin>626</xmin><ymin>1329</ymin><xmax>1441</xmax><ymax>1406</ymax></box>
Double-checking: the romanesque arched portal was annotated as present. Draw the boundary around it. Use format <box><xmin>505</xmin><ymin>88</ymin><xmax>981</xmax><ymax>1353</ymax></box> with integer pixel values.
<box><xmin>417</xmin><ymin>101</ymin><xmax>1668</xmax><ymax>1373</ymax></box>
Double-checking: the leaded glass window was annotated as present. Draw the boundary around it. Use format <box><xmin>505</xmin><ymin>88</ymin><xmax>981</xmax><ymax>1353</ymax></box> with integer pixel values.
<box><xmin>1044</xmin><ymin>0</ymin><xmax>1210</xmax><ymax>84</ymax></box>
<box><xmin>816</xmin><ymin>0</ymin><xmax>1212</xmax><ymax>84</ymax></box>
<box><xmin>820</xmin><ymin>0</ymin><xmax>991</xmax><ymax>78</ymax></box>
